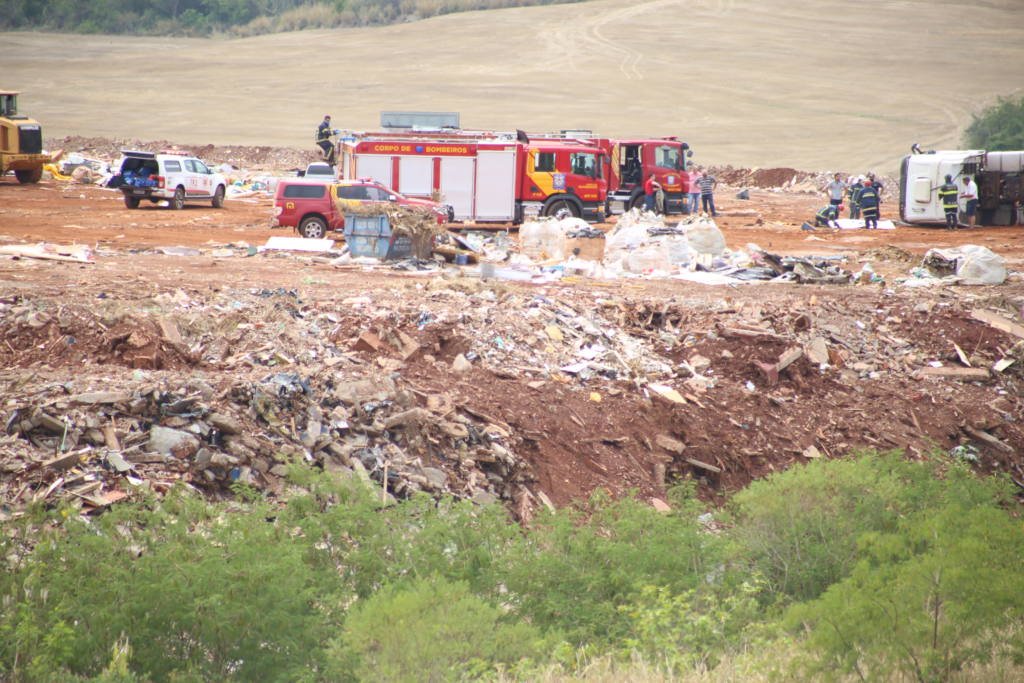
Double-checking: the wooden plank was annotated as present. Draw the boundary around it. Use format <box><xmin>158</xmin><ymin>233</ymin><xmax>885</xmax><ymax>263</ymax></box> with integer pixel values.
<box><xmin>684</xmin><ymin>457</ymin><xmax>722</xmax><ymax>473</ymax></box>
<box><xmin>971</xmin><ymin>309</ymin><xmax>1024</xmax><ymax>339</ymax></box>
<box><xmin>963</xmin><ymin>426</ymin><xmax>1014</xmax><ymax>453</ymax></box>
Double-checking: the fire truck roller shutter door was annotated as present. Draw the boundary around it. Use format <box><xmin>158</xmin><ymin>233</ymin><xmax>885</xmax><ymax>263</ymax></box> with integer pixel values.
<box><xmin>474</xmin><ymin>150</ymin><xmax>517</xmax><ymax>221</ymax></box>
<box><xmin>440</xmin><ymin>157</ymin><xmax>475</xmax><ymax>221</ymax></box>
<box><xmin>399</xmin><ymin>156</ymin><xmax>433</xmax><ymax>197</ymax></box>
<box><xmin>357</xmin><ymin>155</ymin><xmax>393</xmax><ymax>188</ymax></box>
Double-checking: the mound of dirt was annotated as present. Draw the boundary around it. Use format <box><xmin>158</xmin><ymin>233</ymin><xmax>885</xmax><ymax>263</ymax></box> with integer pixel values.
<box><xmin>48</xmin><ymin>135</ymin><xmax>320</xmax><ymax>170</ymax></box>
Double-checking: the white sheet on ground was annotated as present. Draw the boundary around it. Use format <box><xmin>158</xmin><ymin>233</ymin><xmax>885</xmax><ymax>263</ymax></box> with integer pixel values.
<box><xmin>835</xmin><ymin>219</ymin><xmax>895</xmax><ymax>230</ymax></box>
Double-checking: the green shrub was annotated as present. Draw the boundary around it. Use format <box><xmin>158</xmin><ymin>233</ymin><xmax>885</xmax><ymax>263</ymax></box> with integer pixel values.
<box><xmin>727</xmin><ymin>450</ymin><xmax>1006</xmax><ymax>602</ymax></box>
<box><xmin>965</xmin><ymin>95</ymin><xmax>1024</xmax><ymax>151</ymax></box>
<box><xmin>499</xmin><ymin>486</ymin><xmax>721</xmax><ymax>647</ymax></box>
<box><xmin>326</xmin><ymin>575</ymin><xmax>542</xmax><ymax>681</ymax></box>
<box><xmin>787</xmin><ymin>503</ymin><xmax>1024</xmax><ymax>682</ymax></box>
<box><xmin>1</xmin><ymin>489</ymin><xmax>333</xmax><ymax>681</ymax></box>
<box><xmin>618</xmin><ymin>579</ymin><xmax>770</xmax><ymax>675</ymax></box>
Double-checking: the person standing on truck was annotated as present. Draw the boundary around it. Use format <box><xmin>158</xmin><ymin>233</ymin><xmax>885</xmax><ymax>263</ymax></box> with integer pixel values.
<box><xmin>825</xmin><ymin>173</ymin><xmax>846</xmax><ymax>208</ymax></box>
<box><xmin>961</xmin><ymin>175</ymin><xmax>979</xmax><ymax>228</ymax></box>
<box><xmin>699</xmin><ymin>170</ymin><xmax>718</xmax><ymax>216</ymax></box>
<box><xmin>938</xmin><ymin>174</ymin><xmax>960</xmax><ymax>230</ymax></box>
<box><xmin>643</xmin><ymin>174</ymin><xmax>661</xmax><ymax>213</ymax></box>
<box><xmin>316</xmin><ymin>115</ymin><xmax>337</xmax><ymax>164</ymax></box>
<box><xmin>847</xmin><ymin>176</ymin><xmax>864</xmax><ymax>219</ymax></box>
<box><xmin>859</xmin><ymin>179</ymin><xmax>881</xmax><ymax>229</ymax></box>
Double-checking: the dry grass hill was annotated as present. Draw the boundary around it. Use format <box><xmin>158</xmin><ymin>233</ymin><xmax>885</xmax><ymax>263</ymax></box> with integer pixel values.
<box><xmin>3</xmin><ymin>0</ymin><xmax>1023</xmax><ymax>173</ymax></box>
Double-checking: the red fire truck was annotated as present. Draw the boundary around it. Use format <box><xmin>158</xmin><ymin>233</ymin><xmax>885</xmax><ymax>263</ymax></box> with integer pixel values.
<box><xmin>338</xmin><ymin>132</ymin><xmax>607</xmax><ymax>224</ymax></box>
<box><xmin>527</xmin><ymin>132</ymin><xmax>693</xmax><ymax>215</ymax></box>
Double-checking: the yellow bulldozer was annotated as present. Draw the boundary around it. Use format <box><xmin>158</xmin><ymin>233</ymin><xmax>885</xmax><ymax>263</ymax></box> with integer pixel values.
<box><xmin>1</xmin><ymin>90</ymin><xmax>52</xmax><ymax>184</ymax></box>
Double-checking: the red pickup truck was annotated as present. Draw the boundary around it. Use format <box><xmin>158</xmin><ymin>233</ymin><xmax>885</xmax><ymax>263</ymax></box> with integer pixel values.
<box><xmin>273</xmin><ymin>178</ymin><xmax>451</xmax><ymax>239</ymax></box>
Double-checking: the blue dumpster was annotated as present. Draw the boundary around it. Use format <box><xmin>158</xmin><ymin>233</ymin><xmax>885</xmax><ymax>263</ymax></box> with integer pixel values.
<box><xmin>343</xmin><ymin>214</ymin><xmax>413</xmax><ymax>260</ymax></box>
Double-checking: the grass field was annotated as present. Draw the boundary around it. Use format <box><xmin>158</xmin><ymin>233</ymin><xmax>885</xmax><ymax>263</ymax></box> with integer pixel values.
<box><xmin>3</xmin><ymin>0</ymin><xmax>1022</xmax><ymax>173</ymax></box>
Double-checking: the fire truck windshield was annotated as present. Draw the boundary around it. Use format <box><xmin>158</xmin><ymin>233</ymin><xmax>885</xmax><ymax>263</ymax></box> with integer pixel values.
<box><xmin>571</xmin><ymin>152</ymin><xmax>599</xmax><ymax>179</ymax></box>
<box><xmin>655</xmin><ymin>145</ymin><xmax>683</xmax><ymax>170</ymax></box>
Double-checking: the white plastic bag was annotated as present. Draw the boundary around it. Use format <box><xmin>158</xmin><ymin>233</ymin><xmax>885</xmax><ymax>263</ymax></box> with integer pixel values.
<box><xmin>684</xmin><ymin>219</ymin><xmax>726</xmax><ymax>256</ymax></box>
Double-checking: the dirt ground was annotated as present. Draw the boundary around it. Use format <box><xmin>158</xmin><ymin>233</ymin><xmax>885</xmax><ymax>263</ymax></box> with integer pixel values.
<box><xmin>2</xmin><ymin>146</ymin><xmax>1024</xmax><ymax>516</ymax></box>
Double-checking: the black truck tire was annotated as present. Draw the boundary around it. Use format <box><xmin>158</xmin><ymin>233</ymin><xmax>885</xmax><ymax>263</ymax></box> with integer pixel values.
<box><xmin>15</xmin><ymin>168</ymin><xmax>42</xmax><ymax>184</ymax></box>
<box><xmin>299</xmin><ymin>215</ymin><xmax>328</xmax><ymax>239</ymax></box>
<box><xmin>171</xmin><ymin>186</ymin><xmax>186</xmax><ymax>210</ymax></box>
<box><xmin>212</xmin><ymin>185</ymin><xmax>225</xmax><ymax>208</ymax></box>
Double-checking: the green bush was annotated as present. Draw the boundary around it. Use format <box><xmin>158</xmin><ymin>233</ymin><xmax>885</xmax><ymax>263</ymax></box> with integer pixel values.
<box><xmin>326</xmin><ymin>575</ymin><xmax>542</xmax><ymax>681</ymax></box>
<box><xmin>727</xmin><ymin>450</ymin><xmax>1006</xmax><ymax>602</ymax></box>
<box><xmin>787</xmin><ymin>503</ymin><xmax>1024</xmax><ymax>682</ymax></box>
<box><xmin>1</xmin><ymin>490</ymin><xmax>333</xmax><ymax>681</ymax></box>
<box><xmin>965</xmin><ymin>95</ymin><xmax>1024</xmax><ymax>151</ymax></box>
<box><xmin>499</xmin><ymin>486</ymin><xmax>721</xmax><ymax>648</ymax></box>
<box><xmin>618</xmin><ymin>579</ymin><xmax>770</xmax><ymax>676</ymax></box>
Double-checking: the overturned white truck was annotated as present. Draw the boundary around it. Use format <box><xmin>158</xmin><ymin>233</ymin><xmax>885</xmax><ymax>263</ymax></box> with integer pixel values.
<box><xmin>899</xmin><ymin>146</ymin><xmax>1023</xmax><ymax>227</ymax></box>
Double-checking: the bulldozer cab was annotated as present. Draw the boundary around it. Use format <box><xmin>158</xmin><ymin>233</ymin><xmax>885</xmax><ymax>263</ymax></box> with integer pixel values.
<box><xmin>0</xmin><ymin>91</ymin><xmax>18</xmax><ymax>118</ymax></box>
<box><xmin>1</xmin><ymin>89</ymin><xmax>49</xmax><ymax>184</ymax></box>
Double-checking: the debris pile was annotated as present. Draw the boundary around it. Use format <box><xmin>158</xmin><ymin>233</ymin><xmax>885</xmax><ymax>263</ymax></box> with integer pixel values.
<box><xmin>3</xmin><ymin>279</ymin><xmax>1024</xmax><ymax>516</ymax></box>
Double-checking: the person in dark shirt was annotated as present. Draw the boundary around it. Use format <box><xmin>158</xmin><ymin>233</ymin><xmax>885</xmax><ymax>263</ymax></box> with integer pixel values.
<box><xmin>814</xmin><ymin>203</ymin><xmax>840</xmax><ymax>228</ymax></box>
<box><xmin>316</xmin><ymin>115</ymin><xmax>337</xmax><ymax>164</ymax></box>
<box><xmin>847</xmin><ymin>176</ymin><xmax>864</xmax><ymax>219</ymax></box>
<box><xmin>937</xmin><ymin>174</ymin><xmax>960</xmax><ymax>230</ymax></box>
<box><xmin>858</xmin><ymin>180</ymin><xmax>881</xmax><ymax>230</ymax></box>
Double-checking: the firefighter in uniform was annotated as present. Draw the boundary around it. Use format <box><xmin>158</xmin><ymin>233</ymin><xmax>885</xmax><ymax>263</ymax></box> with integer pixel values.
<box><xmin>937</xmin><ymin>174</ymin><xmax>960</xmax><ymax>230</ymax></box>
<box><xmin>858</xmin><ymin>179</ymin><xmax>881</xmax><ymax>229</ymax></box>
<box><xmin>847</xmin><ymin>176</ymin><xmax>864</xmax><ymax>219</ymax></box>
<box><xmin>316</xmin><ymin>115</ymin><xmax>337</xmax><ymax>165</ymax></box>
<box><xmin>814</xmin><ymin>203</ymin><xmax>841</xmax><ymax>229</ymax></box>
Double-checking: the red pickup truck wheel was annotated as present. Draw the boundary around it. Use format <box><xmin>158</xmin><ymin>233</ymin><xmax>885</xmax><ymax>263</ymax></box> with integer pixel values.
<box><xmin>299</xmin><ymin>215</ymin><xmax>328</xmax><ymax>239</ymax></box>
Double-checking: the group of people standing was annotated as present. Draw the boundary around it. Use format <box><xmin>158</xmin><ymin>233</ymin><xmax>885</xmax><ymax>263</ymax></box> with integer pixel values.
<box><xmin>815</xmin><ymin>172</ymin><xmax>884</xmax><ymax>230</ymax></box>
<box><xmin>643</xmin><ymin>168</ymin><xmax>718</xmax><ymax>216</ymax></box>
<box><xmin>816</xmin><ymin>172</ymin><xmax>980</xmax><ymax>231</ymax></box>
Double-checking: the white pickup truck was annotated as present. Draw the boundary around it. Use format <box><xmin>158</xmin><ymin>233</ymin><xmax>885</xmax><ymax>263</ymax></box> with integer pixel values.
<box><xmin>117</xmin><ymin>150</ymin><xmax>227</xmax><ymax>210</ymax></box>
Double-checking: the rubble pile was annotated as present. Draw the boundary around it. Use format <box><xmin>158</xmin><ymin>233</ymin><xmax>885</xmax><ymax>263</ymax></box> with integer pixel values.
<box><xmin>710</xmin><ymin>165</ymin><xmax>897</xmax><ymax>194</ymax></box>
<box><xmin>47</xmin><ymin>136</ymin><xmax>318</xmax><ymax>171</ymax></box>
<box><xmin>3</xmin><ymin>275</ymin><xmax>1024</xmax><ymax>517</ymax></box>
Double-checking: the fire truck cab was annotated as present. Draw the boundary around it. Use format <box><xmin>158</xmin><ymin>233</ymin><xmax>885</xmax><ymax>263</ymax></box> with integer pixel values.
<box><xmin>527</xmin><ymin>131</ymin><xmax>692</xmax><ymax>215</ymax></box>
<box><xmin>605</xmin><ymin>138</ymin><xmax>691</xmax><ymax>214</ymax></box>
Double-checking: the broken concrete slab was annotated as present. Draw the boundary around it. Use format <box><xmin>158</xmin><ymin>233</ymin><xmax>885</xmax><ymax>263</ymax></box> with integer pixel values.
<box><xmin>917</xmin><ymin>367</ymin><xmax>991</xmax><ymax>381</ymax></box>
<box><xmin>148</xmin><ymin>425</ymin><xmax>200</xmax><ymax>458</ymax></box>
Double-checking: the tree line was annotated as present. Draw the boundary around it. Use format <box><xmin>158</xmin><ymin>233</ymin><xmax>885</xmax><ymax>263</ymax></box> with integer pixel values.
<box><xmin>2</xmin><ymin>449</ymin><xmax>1022</xmax><ymax>681</ymax></box>
<box><xmin>0</xmin><ymin>0</ymin><xmax>586</xmax><ymax>36</ymax></box>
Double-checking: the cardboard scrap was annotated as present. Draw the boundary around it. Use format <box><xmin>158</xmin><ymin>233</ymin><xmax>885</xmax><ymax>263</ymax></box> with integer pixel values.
<box><xmin>0</xmin><ymin>243</ymin><xmax>94</xmax><ymax>263</ymax></box>
<box><xmin>647</xmin><ymin>383</ymin><xmax>687</xmax><ymax>405</ymax></box>
<box><xmin>971</xmin><ymin>309</ymin><xmax>1024</xmax><ymax>339</ymax></box>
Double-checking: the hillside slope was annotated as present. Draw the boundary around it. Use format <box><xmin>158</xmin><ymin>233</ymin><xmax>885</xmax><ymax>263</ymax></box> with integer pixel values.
<box><xmin>2</xmin><ymin>0</ymin><xmax>1022</xmax><ymax>171</ymax></box>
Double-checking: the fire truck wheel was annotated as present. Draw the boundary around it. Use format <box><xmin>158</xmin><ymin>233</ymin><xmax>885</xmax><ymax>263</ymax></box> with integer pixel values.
<box><xmin>171</xmin><ymin>187</ymin><xmax>186</xmax><ymax>210</ymax></box>
<box><xmin>212</xmin><ymin>185</ymin><xmax>225</xmax><ymax>209</ymax></box>
<box><xmin>124</xmin><ymin>195</ymin><xmax>140</xmax><ymax>209</ymax></box>
<box><xmin>299</xmin><ymin>215</ymin><xmax>328</xmax><ymax>239</ymax></box>
<box><xmin>544</xmin><ymin>199</ymin><xmax>579</xmax><ymax>220</ymax></box>
<box><xmin>15</xmin><ymin>168</ymin><xmax>42</xmax><ymax>184</ymax></box>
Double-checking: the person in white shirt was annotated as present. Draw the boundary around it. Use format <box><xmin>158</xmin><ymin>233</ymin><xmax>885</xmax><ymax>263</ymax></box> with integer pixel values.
<box><xmin>824</xmin><ymin>173</ymin><xmax>846</xmax><ymax>208</ymax></box>
<box><xmin>961</xmin><ymin>176</ymin><xmax>979</xmax><ymax>228</ymax></box>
